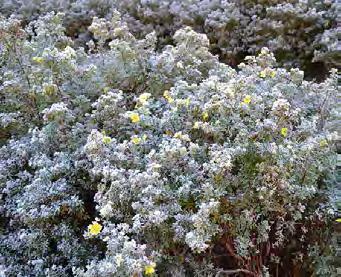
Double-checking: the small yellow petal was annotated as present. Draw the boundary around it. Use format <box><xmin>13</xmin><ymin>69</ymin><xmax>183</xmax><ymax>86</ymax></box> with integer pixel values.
<box><xmin>319</xmin><ymin>139</ymin><xmax>328</xmax><ymax>147</ymax></box>
<box><xmin>336</xmin><ymin>218</ymin><xmax>341</xmax><ymax>223</ymax></box>
<box><xmin>144</xmin><ymin>262</ymin><xmax>156</xmax><ymax>275</ymax></box>
<box><xmin>259</xmin><ymin>70</ymin><xmax>266</xmax><ymax>78</ymax></box>
<box><xmin>165</xmin><ymin>130</ymin><xmax>173</xmax><ymax>136</ymax></box>
<box><xmin>102</xmin><ymin>136</ymin><xmax>112</xmax><ymax>144</ymax></box>
<box><xmin>185</xmin><ymin>98</ymin><xmax>190</xmax><ymax>107</ymax></box>
<box><xmin>88</xmin><ymin>221</ymin><xmax>102</xmax><ymax>235</ymax></box>
<box><xmin>163</xmin><ymin>90</ymin><xmax>174</xmax><ymax>103</ymax></box>
<box><xmin>131</xmin><ymin>136</ymin><xmax>141</xmax><ymax>145</ymax></box>
<box><xmin>129</xmin><ymin>113</ymin><xmax>140</xmax><ymax>123</ymax></box>
<box><xmin>193</xmin><ymin>122</ymin><xmax>200</xmax><ymax>129</ymax></box>
<box><xmin>281</xmin><ymin>127</ymin><xmax>288</xmax><ymax>137</ymax></box>
<box><xmin>202</xmin><ymin>111</ymin><xmax>209</xmax><ymax>121</ymax></box>
<box><xmin>174</xmin><ymin>132</ymin><xmax>182</xmax><ymax>139</ymax></box>
<box><xmin>32</xmin><ymin>56</ymin><xmax>44</xmax><ymax>63</ymax></box>
<box><xmin>243</xmin><ymin>95</ymin><xmax>251</xmax><ymax>104</ymax></box>
<box><xmin>269</xmin><ymin>70</ymin><xmax>276</xmax><ymax>78</ymax></box>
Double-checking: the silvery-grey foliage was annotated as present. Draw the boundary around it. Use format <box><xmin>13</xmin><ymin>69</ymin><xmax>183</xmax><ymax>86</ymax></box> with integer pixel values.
<box><xmin>0</xmin><ymin>8</ymin><xmax>338</xmax><ymax>277</ymax></box>
<box><xmin>0</xmin><ymin>0</ymin><xmax>339</xmax><ymax>77</ymax></box>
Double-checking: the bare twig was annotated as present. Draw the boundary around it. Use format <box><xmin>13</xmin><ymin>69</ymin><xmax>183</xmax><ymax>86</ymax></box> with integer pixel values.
<box><xmin>215</xmin><ymin>269</ymin><xmax>258</xmax><ymax>277</ymax></box>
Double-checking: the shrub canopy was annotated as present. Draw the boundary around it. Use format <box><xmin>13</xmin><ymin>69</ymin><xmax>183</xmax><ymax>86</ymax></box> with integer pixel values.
<box><xmin>0</xmin><ymin>8</ymin><xmax>338</xmax><ymax>277</ymax></box>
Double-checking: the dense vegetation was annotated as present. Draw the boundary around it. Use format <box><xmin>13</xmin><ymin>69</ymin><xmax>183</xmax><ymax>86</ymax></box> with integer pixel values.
<box><xmin>0</xmin><ymin>1</ymin><xmax>339</xmax><ymax>276</ymax></box>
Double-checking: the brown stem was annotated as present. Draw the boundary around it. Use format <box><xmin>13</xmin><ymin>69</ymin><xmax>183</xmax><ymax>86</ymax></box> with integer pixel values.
<box><xmin>224</xmin><ymin>240</ymin><xmax>245</xmax><ymax>263</ymax></box>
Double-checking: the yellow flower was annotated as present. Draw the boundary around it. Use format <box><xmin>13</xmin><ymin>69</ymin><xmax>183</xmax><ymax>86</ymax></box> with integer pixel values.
<box><xmin>269</xmin><ymin>70</ymin><xmax>276</xmax><ymax>78</ymax></box>
<box><xmin>144</xmin><ymin>262</ymin><xmax>156</xmax><ymax>276</ymax></box>
<box><xmin>88</xmin><ymin>221</ymin><xmax>102</xmax><ymax>235</ymax></box>
<box><xmin>336</xmin><ymin>218</ymin><xmax>341</xmax><ymax>223</ymax></box>
<box><xmin>185</xmin><ymin>98</ymin><xmax>190</xmax><ymax>107</ymax></box>
<box><xmin>142</xmin><ymin>134</ymin><xmax>148</xmax><ymax>141</ymax></box>
<box><xmin>174</xmin><ymin>132</ymin><xmax>182</xmax><ymax>139</ymax></box>
<box><xmin>131</xmin><ymin>136</ymin><xmax>141</xmax><ymax>145</ymax></box>
<box><xmin>165</xmin><ymin>130</ymin><xmax>173</xmax><ymax>136</ymax></box>
<box><xmin>281</xmin><ymin>127</ymin><xmax>288</xmax><ymax>137</ymax></box>
<box><xmin>32</xmin><ymin>56</ymin><xmax>44</xmax><ymax>63</ymax></box>
<box><xmin>129</xmin><ymin>113</ymin><xmax>140</xmax><ymax>123</ymax></box>
<box><xmin>139</xmin><ymin>93</ymin><xmax>151</xmax><ymax>105</ymax></box>
<box><xmin>102</xmin><ymin>136</ymin><xmax>112</xmax><ymax>144</ymax></box>
<box><xmin>243</xmin><ymin>95</ymin><xmax>251</xmax><ymax>104</ymax></box>
<box><xmin>319</xmin><ymin>139</ymin><xmax>328</xmax><ymax>147</ymax></box>
<box><xmin>173</xmin><ymin>132</ymin><xmax>190</xmax><ymax>141</ymax></box>
<box><xmin>259</xmin><ymin>70</ymin><xmax>266</xmax><ymax>78</ymax></box>
<box><xmin>202</xmin><ymin>111</ymin><xmax>209</xmax><ymax>121</ymax></box>
<box><xmin>163</xmin><ymin>90</ymin><xmax>174</xmax><ymax>103</ymax></box>
<box><xmin>193</xmin><ymin>122</ymin><xmax>200</xmax><ymax>129</ymax></box>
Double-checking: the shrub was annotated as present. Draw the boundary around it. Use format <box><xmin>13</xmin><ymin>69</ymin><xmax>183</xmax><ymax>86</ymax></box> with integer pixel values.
<box><xmin>0</xmin><ymin>11</ymin><xmax>338</xmax><ymax>277</ymax></box>
<box><xmin>113</xmin><ymin>0</ymin><xmax>340</xmax><ymax>75</ymax></box>
<box><xmin>0</xmin><ymin>0</ymin><xmax>339</xmax><ymax>78</ymax></box>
